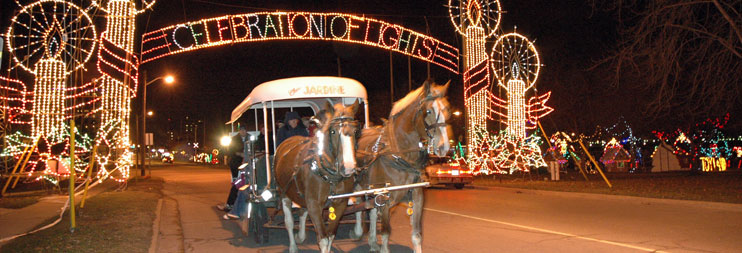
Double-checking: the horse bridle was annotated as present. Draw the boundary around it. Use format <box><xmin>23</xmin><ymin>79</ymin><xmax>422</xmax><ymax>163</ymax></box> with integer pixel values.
<box><xmin>417</xmin><ymin>95</ymin><xmax>449</xmax><ymax>151</ymax></box>
<box><xmin>314</xmin><ymin>116</ymin><xmax>359</xmax><ymax>180</ymax></box>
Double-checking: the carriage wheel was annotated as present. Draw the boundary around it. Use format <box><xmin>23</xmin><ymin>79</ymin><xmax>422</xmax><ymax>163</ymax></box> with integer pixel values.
<box><xmin>251</xmin><ymin>202</ymin><xmax>270</xmax><ymax>244</ymax></box>
<box><xmin>240</xmin><ymin>211</ymin><xmax>250</xmax><ymax>236</ymax></box>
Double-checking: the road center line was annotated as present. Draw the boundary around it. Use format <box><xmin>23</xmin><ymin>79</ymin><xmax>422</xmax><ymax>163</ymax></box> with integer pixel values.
<box><xmin>424</xmin><ymin>207</ymin><xmax>665</xmax><ymax>253</ymax></box>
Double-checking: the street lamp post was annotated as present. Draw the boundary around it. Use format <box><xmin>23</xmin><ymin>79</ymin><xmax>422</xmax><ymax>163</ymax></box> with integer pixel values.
<box><xmin>141</xmin><ymin>70</ymin><xmax>174</xmax><ymax>176</ymax></box>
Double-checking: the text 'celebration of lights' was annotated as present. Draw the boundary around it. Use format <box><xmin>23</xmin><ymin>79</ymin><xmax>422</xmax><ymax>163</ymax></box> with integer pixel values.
<box><xmin>140</xmin><ymin>12</ymin><xmax>459</xmax><ymax>73</ymax></box>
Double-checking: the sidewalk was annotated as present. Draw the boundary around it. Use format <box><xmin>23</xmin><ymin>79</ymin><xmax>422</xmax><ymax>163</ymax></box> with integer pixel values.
<box><xmin>0</xmin><ymin>180</ymin><xmax>117</xmax><ymax>246</ymax></box>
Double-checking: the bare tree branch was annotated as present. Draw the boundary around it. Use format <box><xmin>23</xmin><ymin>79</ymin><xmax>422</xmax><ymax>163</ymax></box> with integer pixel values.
<box><xmin>591</xmin><ymin>0</ymin><xmax>742</xmax><ymax>122</ymax></box>
<box><xmin>665</xmin><ymin>24</ymin><xmax>742</xmax><ymax>57</ymax></box>
<box><xmin>712</xmin><ymin>0</ymin><xmax>742</xmax><ymax>46</ymax></box>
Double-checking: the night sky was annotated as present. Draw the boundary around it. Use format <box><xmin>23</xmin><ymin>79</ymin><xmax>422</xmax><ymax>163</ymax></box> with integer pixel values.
<box><xmin>1</xmin><ymin>0</ymin><xmax>737</xmax><ymax>148</ymax></box>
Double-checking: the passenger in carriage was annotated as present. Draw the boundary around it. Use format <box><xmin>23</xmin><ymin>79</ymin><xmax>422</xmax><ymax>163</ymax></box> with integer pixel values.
<box><xmin>255</xmin><ymin>126</ymin><xmax>274</xmax><ymax>154</ymax></box>
<box><xmin>276</xmin><ymin>111</ymin><xmax>309</xmax><ymax>147</ymax></box>
<box><xmin>216</xmin><ymin>125</ymin><xmax>248</xmax><ymax>213</ymax></box>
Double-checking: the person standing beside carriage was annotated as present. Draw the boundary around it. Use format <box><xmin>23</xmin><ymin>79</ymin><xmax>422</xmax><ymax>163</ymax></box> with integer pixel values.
<box><xmin>276</xmin><ymin>111</ymin><xmax>309</xmax><ymax>147</ymax></box>
<box><xmin>216</xmin><ymin>126</ymin><xmax>248</xmax><ymax>212</ymax></box>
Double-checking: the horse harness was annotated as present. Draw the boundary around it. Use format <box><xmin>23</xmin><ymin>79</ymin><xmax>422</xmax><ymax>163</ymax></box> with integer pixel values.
<box><xmin>354</xmin><ymin>93</ymin><xmax>449</xmax><ymax>205</ymax></box>
<box><xmin>281</xmin><ymin>116</ymin><xmax>358</xmax><ymax>200</ymax></box>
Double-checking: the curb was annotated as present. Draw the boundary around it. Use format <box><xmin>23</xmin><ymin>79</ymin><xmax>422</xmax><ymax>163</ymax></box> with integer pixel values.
<box><xmin>477</xmin><ymin>185</ymin><xmax>742</xmax><ymax>211</ymax></box>
<box><xmin>148</xmin><ymin>198</ymin><xmax>163</xmax><ymax>253</ymax></box>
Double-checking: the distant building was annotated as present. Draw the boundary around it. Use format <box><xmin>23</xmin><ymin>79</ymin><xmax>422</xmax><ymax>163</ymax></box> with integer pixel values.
<box><xmin>651</xmin><ymin>141</ymin><xmax>688</xmax><ymax>172</ymax></box>
<box><xmin>600</xmin><ymin>138</ymin><xmax>632</xmax><ymax>173</ymax></box>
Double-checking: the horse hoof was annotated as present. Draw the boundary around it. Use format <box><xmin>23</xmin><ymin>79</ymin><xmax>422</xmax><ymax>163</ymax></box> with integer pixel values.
<box><xmin>369</xmin><ymin>244</ymin><xmax>381</xmax><ymax>252</ymax></box>
<box><xmin>289</xmin><ymin>246</ymin><xmax>299</xmax><ymax>253</ymax></box>
<box><xmin>295</xmin><ymin>234</ymin><xmax>306</xmax><ymax>244</ymax></box>
<box><xmin>349</xmin><ymin>229</ymin><xmax>362</xmax><ymax>240</ymax></box>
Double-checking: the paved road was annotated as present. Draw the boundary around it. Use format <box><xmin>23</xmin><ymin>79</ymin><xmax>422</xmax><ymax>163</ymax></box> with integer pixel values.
<box><xmin>151</xmin><ymin>163</ymin><xmax>742</xmax><ymax>252</ymax></box>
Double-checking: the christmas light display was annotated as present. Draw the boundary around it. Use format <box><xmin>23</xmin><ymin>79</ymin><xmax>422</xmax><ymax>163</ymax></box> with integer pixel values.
<box><xmin>545</xmin><ymin>132</ymin><xmax>579</xmax><ymax>164</ymax></box>
<box><xmin>92</xmin><ymin>0</ymin><xmax>153</xmax><ymax>182</ymax></box>
<box><xmin>0</xmin><ymin>76</ymin><xmax>30</xmax><ymax>125</ymax></box>
<box><xmin>5</xmin><ymin>0</ymin><xmax>97</xmax><ymax>76</ymax></box>
<box><xmin>466</xmin><ymin>125</ymin><xmax>546</xmax><ymax>174</ymax></box>
<box><xmin>653</xmin><ymin>113</ymin><xmax>733</xmax><ymax>172</ymax></box>
<box><xmin>5</xmin><ymin>0</ymin><xmax>97</xmax><ymax>141</ymax></box>
<box><xmin>1</xmin><ymin>0</ymin><xmax>100</xmax><ymax>184</ymax></box>
<box><xmin>490</xmin><ymin>32</ymin><xmax>550</xmax><ymax>139</ymax></box>
<box><xmin>449</xmin><ymin>1</ymin><xmax>554</xmax><ymax>174</ymax></box>
<box><xmin>94</xmin><ymin>120</ymin><xmax>132</xmax><ymax>182</ymax></box>
<box><xmin>599</xmin><ymin>138</ymin><xmax>633</xmax><ymax>172</ymax></box>
<box><xmin>700</xmin><ymin>157</ymin><xmax>726</xmax><ymax>172</ymax></box>
<box><xmin>449</xmin><ymin>0</ymin><xmax>501</xmax><ymax>155</ymax></box>
<box><xmin>483</xmin><ymin>32</ymin><xmax>552</xmax><ymax>173</ymax></box>
<box><xmin>1</xmin><ymin>126</ymin><xmax>94</xmax><ymax>185</ymax></box>
<box><xmin>141</xmin><ymin>11</ymin><xmax>459</xmax><ymax>73</ymax></box>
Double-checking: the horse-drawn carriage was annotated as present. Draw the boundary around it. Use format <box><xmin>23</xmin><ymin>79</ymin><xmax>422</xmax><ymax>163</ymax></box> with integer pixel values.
<box><xmin>227</xmin><ymin>76</ymin><xmax>451</xmax><ymax>253</ymax></box>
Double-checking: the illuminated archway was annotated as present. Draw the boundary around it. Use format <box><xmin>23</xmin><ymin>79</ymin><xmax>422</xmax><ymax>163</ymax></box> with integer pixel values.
<box><xmin>1</xmin><ymin>4</ymin><xmax>461</xmax><ymax>184</ymax></box>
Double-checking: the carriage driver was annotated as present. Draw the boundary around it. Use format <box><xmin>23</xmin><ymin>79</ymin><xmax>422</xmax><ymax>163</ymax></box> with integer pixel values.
<box><xmin>276</xmin><ymin>111</ymin><xmax>309</xmax><ymax>147</ymax></box>
<box><xmin>216</xmin><ymin>125</ymin><xmax>248</xmax><ymax>213</ymax></box>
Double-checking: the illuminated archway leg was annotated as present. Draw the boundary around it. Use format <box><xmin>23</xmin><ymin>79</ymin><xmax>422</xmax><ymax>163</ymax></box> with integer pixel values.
<box><xmin>99</xmin><ymin>0</ymin><xmax>137</xmax><ymax>181</ymax></box>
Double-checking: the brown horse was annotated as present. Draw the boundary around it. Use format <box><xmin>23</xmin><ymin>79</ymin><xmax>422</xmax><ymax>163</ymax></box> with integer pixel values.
<box><xmin>274</xmin><ymin>101</ymin><xmax>360</xmax><ymax>253</ymax></box>
<box><xmin>352</xmin><ymin>80</ymin><xmax>451</xmax><ymax>253</ymax></box>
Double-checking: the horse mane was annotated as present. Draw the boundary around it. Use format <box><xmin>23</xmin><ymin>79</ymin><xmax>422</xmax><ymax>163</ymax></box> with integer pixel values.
<box><xmin>389</xmin><ymin>86</ymin><xmax>423</xmax><ymax>118</ymax></box>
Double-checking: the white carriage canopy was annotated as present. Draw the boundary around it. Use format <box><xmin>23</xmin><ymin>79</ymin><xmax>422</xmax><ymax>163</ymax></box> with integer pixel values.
<box><xmin>228</xmin><ymin>76</ymin><xmax>369</xmax><ymax>125</ymax></box>
<box><xmin>226</xmin><ymin>76</ymin><xmax>369</xmax><ymax>194</ymax></box>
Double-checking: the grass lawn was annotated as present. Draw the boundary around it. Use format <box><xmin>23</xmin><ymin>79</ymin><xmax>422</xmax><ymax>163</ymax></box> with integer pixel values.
<box><xmin>1</xmin><ymin>177</ymin><xmax>163</xmax><ymax>253</ymax></box>
<box><xmin>474</xmin><ymin>171</ymin><xmax>742</xmax><ymax>203</ymax></box>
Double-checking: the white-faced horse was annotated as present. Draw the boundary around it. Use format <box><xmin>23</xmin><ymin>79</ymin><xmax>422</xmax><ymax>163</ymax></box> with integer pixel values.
<box><xmin>274</xmin><ymin>101</ymin><xmax>361</xmax><ymax>253</ymax></box>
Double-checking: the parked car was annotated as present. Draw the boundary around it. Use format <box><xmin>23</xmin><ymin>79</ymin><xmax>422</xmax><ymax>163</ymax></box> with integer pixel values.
<box><xmin>162</xmin><ymin>152</ymin><xmax>174</xmax><ymax>163</ymax></box>
<box><xmin>424</xmin><ymin>156</ymin><xmax>472</xmax><ymax>189</ymax></box>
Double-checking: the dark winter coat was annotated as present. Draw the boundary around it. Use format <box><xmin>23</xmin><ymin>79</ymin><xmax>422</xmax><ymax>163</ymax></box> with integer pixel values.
<box><xmin>276</xmin><ymin>111</ymin><xmax>309</xmax><ymax>147</ymax></box>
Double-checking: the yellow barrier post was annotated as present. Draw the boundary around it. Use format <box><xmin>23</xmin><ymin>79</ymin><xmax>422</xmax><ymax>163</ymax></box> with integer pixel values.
<box><xmin>2</xmin><ymin>143</ymin><xmax>33</xmax><ymax>195</ymax></box>
<box><xmin>69</xmin><ymin>120</ymin><xmax>76</xmax><ymax>231</ymax></box>
<box><xmin>578</xmin><ymin>139</ymin><xmax>612</xmax><ymax>188</ymax></box>
<box><xmin>8</xmin><ymin>137</ymin><xmax>40</xmax><ymax>191</ymax></box>
<box><xmin>573</xmin><ymin>158</ymin><xmax>590</xmax><ymax>182</ymax></box>
<box><xmin>538</xmin><ymin>122</ymin><xmax>588</xmax><ymax>181</ymax></box>
<box><xmin>537</xmin><ymin>121</ymin><xmax>553</xmax><ymax>150</ymax></box>
<box><xmin>80</xmin><ymin>145</ymin><xmax>97</xmax><ymax>208</ymax></box>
